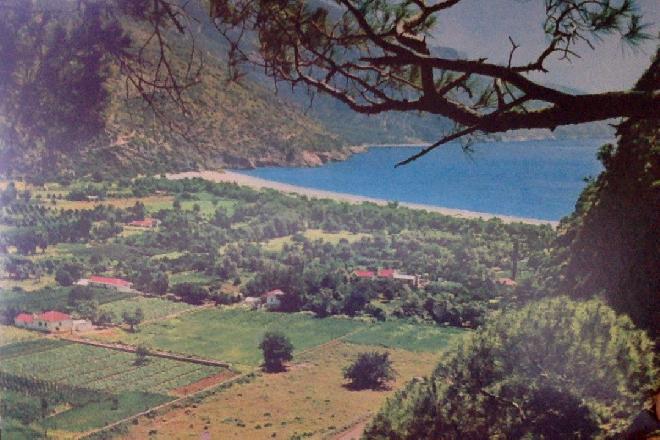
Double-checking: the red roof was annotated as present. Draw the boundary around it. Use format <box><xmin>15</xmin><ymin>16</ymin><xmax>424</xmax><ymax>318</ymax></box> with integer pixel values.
<box><xmin>15</xmin><ymin>313</ymin><xmax>34</xmax><ymax>324</ymax></box>
<box><xmin>496</xmin><ymin>277</ymin><xmax>517</xmax><ymax>287</ymax></box>
<box><xmin>89</xmin><ymin>275</ymin><xmax>132</xmax><ymax>287</ymax></box>
<box><xmin>377</xmin><ymin>269</ymin><xmax>397</xmax><ymax>278</ymax></box>
<box><xmin>128</xmin><ymin>218</ymin><xmax>158</xmax><ymax>227</ymax></box>
<box><xmin>39</xmin><ymin>311</ymin><xmax>71</xmax><ymax>322</ymax></box>
<box><xmin>354</xmin><ymin>270</ymin><xmax>375</xmax><ymax>278</ymax></box>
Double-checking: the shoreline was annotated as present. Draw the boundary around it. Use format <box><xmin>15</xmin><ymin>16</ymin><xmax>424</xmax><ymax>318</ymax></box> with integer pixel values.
<box><xmin>166</xmin><ymin>170</ymin><xmax>558</xmax><ymax>227</ymax></box>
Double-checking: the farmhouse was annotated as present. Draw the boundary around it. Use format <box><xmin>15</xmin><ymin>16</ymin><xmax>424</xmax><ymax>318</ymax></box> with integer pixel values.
<box><xmin>354</xmin><ymin>270</ymin><xmax>375</xmax><ymax>279</ymax></box>
<box><xmin>242</xmin><ymin>296</ymin><xmax>262</xmax><ymax>310</ymax></box>
<box><xmin>496</xmin><ymin>277</ymin><xmax>518</xmax><ymax>287</ymax></box>
<box><xmin>262</xmin><ymin>289</ymin><xmax>285</xmax><ymax>310</ymax></box>
<box><xmin>78</xmin><ymin>275</ymin><xmax>134</xmax><ymax>292</ymax></box>
<box><xmin>15</xmin><ymin>311</ymin><xmax>76</xmax><ymax>333</ymax></box>
<box><xmin>127</xmin><ymin>217</ymin><xmax>160</xmax><ymax>228</ymax></box>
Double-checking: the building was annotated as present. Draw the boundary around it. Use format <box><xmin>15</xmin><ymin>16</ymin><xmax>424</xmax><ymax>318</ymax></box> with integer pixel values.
<box><xmin>262</xmin><ymin>289</ymin><xmax>286</xmax><ymax>310</ymax></box>
<box><xmin>242</xmin><ymin>296</ymin><xmax>262</xmax><ymax>310</ymax></box>
<box><xmin>377</xmin><ymin>268</ymin><xmax>397</xmax><ymax>279</ymax></box>
<box><xmin>353</xmin><ymin>270</ymin><xmax>375</xmax><ymax>279</ymax></box>
<box><xmin>496</xmin><ymin>277</ymin><xmax>518</xmax><ymax>287</ymax></box>
<box><xmin>86</xmin><ymin>275</ymin><xmax>134</xmax><ymax>292</ymax></box>
<box><xmin>72</xmin><ymin>319</ymin><xmax>93</xmax><ymax>332</ymax></box>
<box><xmin>127</xmin><ymin>218</ymin><xmax>160</xmax><ymax>228</ymax></box>
<box><xmin>15</xmin><ymin>311</ymin><xmax>74</xmax><ymax>333</ymax></box>
<box><xmin>393</xmin><ymin>273</ymin><xmax>420</xmax><ymax>288</ymax></box>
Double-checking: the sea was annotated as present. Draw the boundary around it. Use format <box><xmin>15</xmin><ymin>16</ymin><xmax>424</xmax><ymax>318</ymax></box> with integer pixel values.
<box><xmin>237</xmin><ymin>139</ymin><xmax>609</xmax><ymax>221</ymax></box>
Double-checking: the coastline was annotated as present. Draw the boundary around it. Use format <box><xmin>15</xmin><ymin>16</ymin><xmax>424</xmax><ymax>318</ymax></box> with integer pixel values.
<box><xmin>166</xmin><ymin>170</ymin><xmax>558</xmax><ymax>227</ymax></box>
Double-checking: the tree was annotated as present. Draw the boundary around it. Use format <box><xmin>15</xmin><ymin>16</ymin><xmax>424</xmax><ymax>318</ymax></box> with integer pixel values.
<box><xmin>134</xmin><ymin>344</ymin><xmax>150</xmax><ymax>366</ymax></box>
<box><xmin>122</xmin><ymin>307</ymin><xmax>144</xmax><ymax>332</ymax></box>
<box><xmin>259</xmin><ymin>331</ymin><xmax>293</xmax><ymax>372</ymax></box>
<box><xmin>343</xmin><ymin>351</ymin><xmax>396</xmax><ymax>390</ymax></box>
<box><xmin>364</xmin><ymin>297</ymin><xmax>658</xmax><ymax>439</ymax></box>
<box><xmin>201</xmin><ymin>0</ymin><xmax>659</xmax><ymax>165</ymax></box>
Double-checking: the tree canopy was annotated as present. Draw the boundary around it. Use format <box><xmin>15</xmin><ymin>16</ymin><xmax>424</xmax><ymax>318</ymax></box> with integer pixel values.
<box><xmin>206</xmin><ymin>0</ymin><xmax>659</xmax><ymax>164</ymax></box>
<box><xmin>364</xmin><ymin>297</ymin><xmax>658</xmax><ymax>439</ymax></box>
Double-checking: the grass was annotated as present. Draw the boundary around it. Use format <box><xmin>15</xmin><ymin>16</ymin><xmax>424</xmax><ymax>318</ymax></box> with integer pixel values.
<box><xmin>53</xmin><ymin>195</ymin><xmax>174</xmax><ymax>212</ymax></box>
<box><xmin>346</xmin><ymin>320</ymin><xmax>467</xmax><ymax>352</ymax></box>
<box><xmin>94</xmin><ymin>309</ymin><xmax>365</xmax><ymax>367</ymax></box>
<box><xmin>150</xmin><ymin>250</ymin><xmax>186</xmax><ymax>261</ymax></box>
<box><xmin>263</xmin><ymin>229</ymin><xmax>369</xmax><ymax>252</ymax></box>
<box><xmin>0</xmin><ymin>324</ymin><xmax>41</xmax><ymax>346</ymax></box>
<box><xmin>125</xmin><ymin>341</ymin><xmax>443</xmax><ymax>440</ymax></box>
<box><xmin>169</xmin><ymin>271</ymin><xmax>218</xmax><ymax>285</ymax></box>
<box><xmin>98</xmin><ymin>296</ymin><xmax>194</xmax><ymax>323</ymax></box>
<box><xmin>88</xmin><ymin>309</ymin><xmax>465</xmax><ymax>368</ymax></box>
<box><xmin>0</xmin><ymin>274</ymin><xmax>56</xmax><ymax>292</ymax></box>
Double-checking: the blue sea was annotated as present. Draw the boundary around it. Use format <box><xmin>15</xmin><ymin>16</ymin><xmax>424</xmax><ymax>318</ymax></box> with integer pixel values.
<box><xmin>237</xmin><ymin>139</ymin><xmax>608</xmax><ymax>221</ymax></box>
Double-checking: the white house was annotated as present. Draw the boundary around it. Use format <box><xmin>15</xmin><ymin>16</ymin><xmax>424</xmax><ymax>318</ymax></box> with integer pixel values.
<box><xmin>15</xmin><ymin>311</ymin><xmax>73</xmax><ymax>333</ymax></box>
<box><xmin>262</xmin><ymin>289</ymin><xmax>285</xmax><ymax>310</ymax></box>
<box><xmin>242</xmin><ymin>296</ymin><xmax>262</xmax><ymax>310</ymax></box>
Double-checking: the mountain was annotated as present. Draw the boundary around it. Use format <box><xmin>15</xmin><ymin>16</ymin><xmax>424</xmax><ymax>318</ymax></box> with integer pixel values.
<box><xmin>0</xmin><ymin>5</ymin><xmax>615</xmax><ymax>180</ymax></box>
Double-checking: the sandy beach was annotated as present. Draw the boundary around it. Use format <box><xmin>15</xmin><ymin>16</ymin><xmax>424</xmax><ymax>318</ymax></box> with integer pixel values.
<box><xmin>166</xmin><ymin>170</ymin><xmax>558</xmax><ymax>227</ymax></box>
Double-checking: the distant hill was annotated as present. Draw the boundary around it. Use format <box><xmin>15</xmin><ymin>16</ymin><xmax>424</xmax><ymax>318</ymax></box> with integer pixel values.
<box><xmin>1</xmin><ymin>7</ymin><xmax>614</xmax><ymax>179</ymax></box>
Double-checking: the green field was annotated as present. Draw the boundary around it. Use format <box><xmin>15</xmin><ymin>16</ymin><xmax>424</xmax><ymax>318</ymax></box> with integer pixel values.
<box><xmin>0</xmin><ymin>339</ymin><xmax>229</xmax><ymax>436</ymax></box>
<box><xmin>263</xmin><ymin>229</ymin><xmax>369</xmax><ymax>252</ymax></box>
<box><xmin>169</xmin><ymin>270</ymin><xmax>218</xmax><ymax>285</ymax></box>
<box><xmin>98</xmin><ymin>296</ymin><xmax>194</xmax><ymax>323</ymax></box>
<box><xmin>99</xmin><ymin>309</ymin><xmax>465</xmax><ymax>367</ymax></box>
<box><xmin>346</xmin><ymin>320</ymin><xmax>467</xmax><ymax>352</ymax></box>
<box><xmin>105</xmin><ymin>309</ymin><xmax>365</xmax><ymax>366</ymax></box>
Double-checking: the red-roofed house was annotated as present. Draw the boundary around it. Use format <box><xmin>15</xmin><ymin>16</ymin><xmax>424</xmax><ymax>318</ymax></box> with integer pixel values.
<box><xmin>127</xmin><ymin>218</ymin><xmax>160</xmax><ymax>228</ymax></box>
<box><xmin>262</xmin><ymin>289</ymin><xmax>286</xmax><ymax>310</ymax></box>
<box><xmin>354</xmin><ymin>270</ymin><xmax>375</xmax><ymax>279</ymax></box>
<box><xmin>496</xmin><ymin>277</ymin><xmax>518</xmax><ymax>287</ymax></box>
<box><xmin>14</xmin><ymin>313</ymin><xmax>33</xmax><ymax>327</ymax></box>
<box><xmin>15</xmin><ymin>311</ymin><xmax>74</xmax><ymax>332</ymax></box>
<box><xmin>377</xmin><ymin>268</ymin><xmax>397</xmax><ymax>279</ymax></box>
<box><xmin>87</xmin><ymin>275</ymin><xmax>134</xmax><ymax>292</ymax></box>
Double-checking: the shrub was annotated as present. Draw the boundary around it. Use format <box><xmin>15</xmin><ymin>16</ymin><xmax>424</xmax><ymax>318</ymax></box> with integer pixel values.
<box><xmin>259</xmin><ymin>331</ymin><xmax>293</xmax><ymax>372</ymax></box>
<box><xmin>343</xmin><ymin>352</ymin><xmax>395</xmax><ymax>390</ymax></box>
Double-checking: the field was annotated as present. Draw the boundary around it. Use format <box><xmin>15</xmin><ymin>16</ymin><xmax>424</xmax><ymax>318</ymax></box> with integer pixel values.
<box><xmin>98</xmin><ymin>296</ymin><xmax>195</xmax><ymax>323</ymax></box>
<box><xmin>344</xmin><ymin>320</ymin><xmax>467</xmax><ymax>352</ymax></box>
<box><xmin>124</xmin><ymin>341</ymin><xmax>444</xmax><ymax>440</ymax></box>
<box><xmin>89</xmin><ymin>308</ymin><xmax>465</xmax><ymax>368</ymax></box>
<box><xmin>169</xmin><ymin>270</ymin><xmax>218</xmax><ymax>286</ymax></box>
<box><xmin>0</xmin><ymin>324</ymin><xmax>40</xmax><ymax>346</ymax></box>
<box><xmin>0</xmin><ymin>338</ymin><xmax>232</xmax><ymax>438</ymax></box>
<box><xmin>264</xmin><ymin>229</ymin><xmax>369</xmax><ymax>252</ymax></box>
<box><xmin>93</xmin><ymin>309</ymin><xmax>365</xmax><ymax>367</ymax></box>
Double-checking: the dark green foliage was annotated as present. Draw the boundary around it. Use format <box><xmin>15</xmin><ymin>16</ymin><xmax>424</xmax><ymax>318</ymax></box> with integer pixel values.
<box><xmin>172</xmin><ymin>283</ymin><xmax>209</xmax><ymax>305</ymax></box>
<box><xmin>259</xmin><ymin>331</ymin><xmax>293</xmax><ymax>372</ymax></box>
<box><xmin>343</xmin><ymin>352</ymin><xmax>396</xmax><ymax>390</ymax></box>
<box><xmin>364</xmin><ymin>297</ymin><xmax>658</xmax><ymax>439</ymax></box>
<box><xmin>550</xmin><ymin>54</ymin><xmax>659</xmax><ymax>336</ymax></box>
<box><xmin>134</xmin><ymin>344</ymin><xmax>149</xmax><ymax>366</ymax></box>
<box><xmin>122</xmin><ymin>307</ymin><xmax>144</xmax><ymax>332</ymax></box>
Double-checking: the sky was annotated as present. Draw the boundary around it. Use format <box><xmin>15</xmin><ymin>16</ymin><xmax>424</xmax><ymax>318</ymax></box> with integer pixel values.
<box><xmin>430</xmin><ymin>0</ymin><xmax>659</xmax><ymax>93</ymax></box>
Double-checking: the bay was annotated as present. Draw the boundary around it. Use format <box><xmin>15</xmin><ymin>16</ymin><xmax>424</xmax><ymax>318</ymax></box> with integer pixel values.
<box><xmin>237</xmin><ymin>139</ymin><xmax>608</xmax><ymax>221</ymax></box>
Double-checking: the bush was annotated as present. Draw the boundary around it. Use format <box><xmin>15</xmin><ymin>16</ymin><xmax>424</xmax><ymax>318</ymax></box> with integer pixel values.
<box><xmin>343</xmin><ymin>352</ymin><xmax>395</xmax><ymax>390</ymax></box>
<box><xmin>259</xmin><ymin>331</ymin><xmax>293</xmax><ymax>372</ymax></box>
<box><xmin>364</xmin><ymin>297</ymin><xmax>658</xmax><ymax>439</ymax></box>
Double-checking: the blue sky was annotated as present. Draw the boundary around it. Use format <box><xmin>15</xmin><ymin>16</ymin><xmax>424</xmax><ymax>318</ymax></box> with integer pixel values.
<box><xmin>430</xmin><ymin>0</ymin><xmax>659</xmax><ymax>92</ymax></box>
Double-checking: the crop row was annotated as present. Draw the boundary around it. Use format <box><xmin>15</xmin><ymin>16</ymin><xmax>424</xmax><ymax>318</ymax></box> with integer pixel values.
<box><xmin>0</xmin><ymin>340</ymin><xmax>225</xmax><ymax>396</ymax></box>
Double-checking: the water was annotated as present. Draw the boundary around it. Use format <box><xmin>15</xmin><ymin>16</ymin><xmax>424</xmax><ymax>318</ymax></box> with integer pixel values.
<box><xmin>237</xmin><ymin>139</ymin><xmax>608</xmax><ymax>221</ymax></box>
